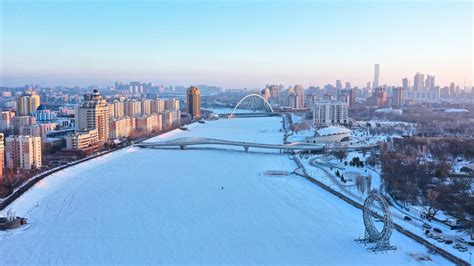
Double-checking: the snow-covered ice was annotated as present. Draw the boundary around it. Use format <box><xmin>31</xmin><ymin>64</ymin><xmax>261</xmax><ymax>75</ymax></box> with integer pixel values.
<box><xmin>0</xmin><ymin>117</ymin><xmax>452</xmax><ymax>264</ymax></box>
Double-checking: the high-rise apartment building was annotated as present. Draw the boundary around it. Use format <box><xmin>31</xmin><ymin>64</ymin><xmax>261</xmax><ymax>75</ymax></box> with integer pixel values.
<box><xmin>75</xmin><ymin>90</ymin><xmax>109</xmax><ymax>142</ymax></box>
<box><xmin>0</xmin><ymin>111</ymin><xmax>15</xmax><ymax>132</ymax></box>
<box><xmin>16</xmin><ymin>91</ymin><xmax>41</xmax><ymax>116</ymax></box>
<box><xmin>109</xmin><ymin>117</ymin><xmax>135</xmax><ymax>139</ymax></box>
<box><xmin>336</xmin><ymin>80</ymin><xmax>342</xmax><ymax>90</ymax></box>
<box><xmin>0</xmin><ymin>133</ymin><xmax>4</xmax><ymax>181</ymax></box>
<box><xmin>313</xmin><ymin>100</ymin><xmax>348</xmax><ymax>126</ymax></box>
<box><xmin>367</xmin><ymin>87</ymin><xmax>388</xmax><ymax>107</ymax></box>
<box><xmin>5</xmin><ymin>135</ymin><xmax>42</xmax><ymax>170</ymax></box>
<box><xmin>165</xmin><ymin>99</ymin><xmax>180</xmax><ymax>111</ymax></box>
<box><xmin>136</xmin><ymin>113</ymin><xmax>162</xmax><ymax>133</ymax></box>
<box><xmin>373</xmin><ymin>64</ymin><xmax>380</xmax><ymax>88</ymax></box>
<box><xmin>141</xmin><ymin>99</ymin><xmax>152</xmax><ymax>116</ymax></box>
<box><xmin>108</xmin><ymin>100</ymin><xmax>125</xmax><ymax>119</ymax></box>
<box><xmin>294</xmin><ymin>85</ymin><xmax>305</xmax><ymax>109</ymax></box>
<box><xmin>124</xmin><ymin>100</ymin><xmax>142</xmax><ymax>118</ymax></box>
<box><xmin>267</xmin><ymin>85</ymin><xmax>280</xmax><ymax>105</ymax></box>
<box><xmin>151</xmin><ymin>98</ymin><xmax>165</xmax><ymax>114</ymax></box>
<box><xmin>187</xmin><ymin>86</ymin><xmax>201</xmax><ymax>119</ymax></box>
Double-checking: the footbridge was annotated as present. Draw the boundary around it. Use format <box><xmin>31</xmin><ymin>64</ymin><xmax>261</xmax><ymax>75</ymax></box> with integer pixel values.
<box><xmin>135</xmin><ymin>137</ymin><xmax>326</xmax><ymax>153</ymax></box>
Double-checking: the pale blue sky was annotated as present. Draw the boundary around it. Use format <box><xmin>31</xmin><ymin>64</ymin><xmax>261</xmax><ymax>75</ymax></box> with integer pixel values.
<box><xmin>0</xmin><ymin>0</ymin><xmax>472</xmax><ymax>88</ymax></box>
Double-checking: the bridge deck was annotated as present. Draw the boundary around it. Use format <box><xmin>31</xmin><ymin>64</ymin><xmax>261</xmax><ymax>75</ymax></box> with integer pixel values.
<box><xmin>135</xmin><ymin>137</ymin><xmax>325</xmax><ymax>151</ymax></box>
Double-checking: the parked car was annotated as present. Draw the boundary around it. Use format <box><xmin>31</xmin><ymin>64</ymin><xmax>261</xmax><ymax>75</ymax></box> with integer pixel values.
<box><xmin>423</xmin><ymin>223</ymin><xmax>432</xmax><ymax>229</ymax></box>
<box><xmin>404</xmin><ymin>216</ymin><xmax>412</xmax><ymax>221</ymax></box>
<box><xmin>433</xmin><ymin>228</ymin><xmax>442</xmax><ymax>233</ymax></box>
<box><xmin>456</xmin><ymin>237</ymin><xmax>466</xmax><ymax>243</ymax></box>
<box><xmin>445</xmin><ymin>240</ymin><xmax>453</xmax><ymax>245</ymax></box>
<box><xmin>437</xmin><ymin>237</ymin><xmax>445</xmax><ymax>243</ymax></box>
<box><xmin>467</xmin><ymin>241</ymin><xmax>474</xmax><ymax>246</ymax></box>
<box><xmin>458</xmin><ymin>247</ymin><xmax>468</xmax><ymax>252</ymax></box>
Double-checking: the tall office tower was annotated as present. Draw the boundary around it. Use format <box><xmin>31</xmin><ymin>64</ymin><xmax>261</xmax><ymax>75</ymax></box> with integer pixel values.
<box><xmin>336</xmin><ymin>80</ymin><xmax>343</xmax><ymax>90</ymax></box>
<box><xmin>0</xmin><ymin>133</ymin><xmax>4</xmax><ymax>181</ymax></box>
<box><xmin>76</xmin><ymin>90</ymin><xmax>110</xmax><ymax>142</ymax></box>
<box><xmin>345</xmin><ymin>82</ymin><xmax>351</xmax><ymax>89</ymax></box>
<box><xmin>140</xmin><ymin>99</ymin><xmax>152</xmax><ymax>116</ymax></box>
<box><xmin>151</xmin><ymin>98</ymin><xmax>165</xmax><ymax>114</ymax></box>
<box><xmin>5</xmin><ymin>135</ymin><xmax>42</xmax><ymax>170</ymax></box>
<box><xmin>392</xmin><ymin>87</ymin><xmax>404</xmax><ymax>108</ymax></box>
<box><xmin>413</xmin><ymin>72</ymin><xmax>425</xmax><ymax>90</ymax></box>
<box><xmin>402</xmin><ymin>78</ymin><xmax>410</xmax><ymax>90</ymax></box>
<box><xmin>16</xmin><ymin>91</ymin><xmax>41</xmax><ymax>116</ymax></box>
<box><xmin>294</xmin><ymin>85</ymin><xmax>305</xmax><ymax>109</ymax></box>
<box><xmin>186</xmin><ymin>86</ymin><xmax>201</xmax><ymax>119</ymax></box>
<box><xmin>425</xmin><ymin>75</ymin><xmax>435</xmax><ymax>90</ymax></box>
<box><xmin>373</xmin><ymin>64</ymin><xmax>380</xmax><ymax>88</ymax></box>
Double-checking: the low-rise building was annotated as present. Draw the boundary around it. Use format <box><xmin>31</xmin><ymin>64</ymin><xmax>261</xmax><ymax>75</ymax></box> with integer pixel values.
<box><xmin>65</xmin><ymin>129</ymin><xmax>99</xmax><ymax>150</ymax></box>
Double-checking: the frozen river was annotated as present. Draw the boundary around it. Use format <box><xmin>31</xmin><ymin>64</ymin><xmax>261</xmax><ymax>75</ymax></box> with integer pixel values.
<box><xmin>0</xmin><ymin>117</ymin><xmax>451</xmax><ymax>264</ymax></box>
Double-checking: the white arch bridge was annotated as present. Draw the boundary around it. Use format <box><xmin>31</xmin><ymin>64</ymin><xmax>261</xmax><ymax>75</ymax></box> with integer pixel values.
<box><xmin>229</xmin><ymin>94</ymin><xmax>274</xmax><ymax>117</ymax></box>
<box><xmin>135</xmin><ymin>137</ymin><xmax>325</xmax><ymax>153</ymax></box>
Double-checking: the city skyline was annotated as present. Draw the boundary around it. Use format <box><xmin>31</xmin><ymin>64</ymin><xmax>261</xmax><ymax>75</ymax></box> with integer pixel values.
<box><xmin>0</xmin><ymin>0</ymin><xmax>472</xmax><ymax>89</ymax></box>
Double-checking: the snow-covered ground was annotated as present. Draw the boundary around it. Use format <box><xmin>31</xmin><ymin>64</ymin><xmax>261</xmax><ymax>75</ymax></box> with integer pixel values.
<box><xmin>0</xmin><ymin>117</ymin><xmax>452</xmax><ymax>264</ymax></box>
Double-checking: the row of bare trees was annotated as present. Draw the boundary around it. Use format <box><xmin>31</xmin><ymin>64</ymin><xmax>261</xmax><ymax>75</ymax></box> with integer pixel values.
<box><xmin>380</xmin><ymin>137</ymin><xmax>473</xmax><ymax>225</ymax></box>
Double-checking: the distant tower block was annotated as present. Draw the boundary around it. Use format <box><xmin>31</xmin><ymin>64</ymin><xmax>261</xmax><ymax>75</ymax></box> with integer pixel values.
<box><xmin>187</xmin><ymin>86</ymin><xmax>201</xmax><ymax>119</ymax></box>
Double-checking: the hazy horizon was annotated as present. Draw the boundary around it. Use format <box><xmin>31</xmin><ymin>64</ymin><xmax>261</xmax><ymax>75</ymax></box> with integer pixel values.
<box><xmin>1</xmin><ymin>0</ymin><xmax>472</xmax><ymax>89</ymax></box>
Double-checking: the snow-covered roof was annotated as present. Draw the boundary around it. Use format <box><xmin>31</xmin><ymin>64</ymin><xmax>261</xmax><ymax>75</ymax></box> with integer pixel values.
<box><xmin>316</xmin><ymin>126</ymin><xmax>351</xmax><ymax>136</ymax></box>
<box><xmin>444</xmin><ymin>108</ymin><xmax>468</xmax><ymax>113</ymax></box>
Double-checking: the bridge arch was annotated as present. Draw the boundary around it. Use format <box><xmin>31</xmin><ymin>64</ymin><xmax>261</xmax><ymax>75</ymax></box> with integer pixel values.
<box><xmin>230</xmin><ymin>94</ymin><xmax>274</xmax><ymax>116</ymax></box>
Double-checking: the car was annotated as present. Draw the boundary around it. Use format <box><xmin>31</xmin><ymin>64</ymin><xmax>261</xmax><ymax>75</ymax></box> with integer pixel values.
<box><xmin>404</xmin><ymin>216</ymin><xmax>412</xmax><ymax>221</ymax></box>
<box><xmin>433</xmin><ymin>228</ymin><xmax>442</xmax><ymax>233</ymax></box>
<box><xmin>456</xmin><ymin>237</ymin><xmax>466</xmax><ymax>243</ymax></box>
<box><xmin>445</xmin><ymin>240</ymin><xmax>453</xmax><ymax>245</ymax></box>
<box><xmin>428</xmin><ymin>233</ymin><xmax>435</xmax><ymax>238</ymax></box>
<box><xmin>437</xmin><ymin>237</ymin><xmax>446</xmax><ymax>243</ymax></box>
<box><xmin>423</xmin><ymin>223</ymin><xmax>432</xmax><ymax>229</ymax></box>
<box><xmin>453</xmin><ymin>244</ymin><xmax>462</xmax><ymax>249</ymax></box>
<box><xmin>468</xmin><ymin>241</ymin><xmax>474</xmax><ymax>246</ymax></box>
<box><xmin>432</xmin><ymin>235</ymin><xmax>440</xmax><ymax>240</ymax></box>
<box><xmin>458</xmin><ymin>247</ymin><xmax>468</xmax><ymax>252</ymax></box>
